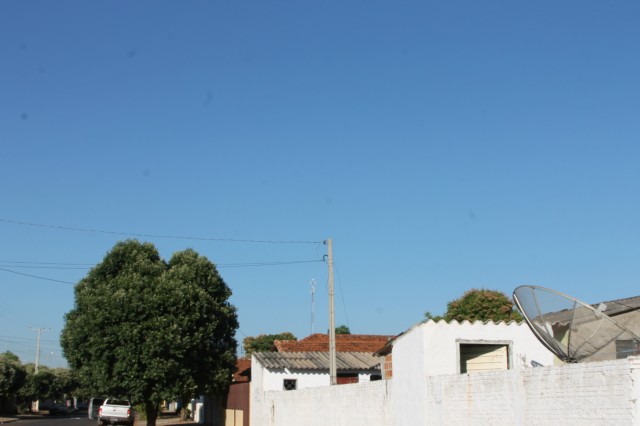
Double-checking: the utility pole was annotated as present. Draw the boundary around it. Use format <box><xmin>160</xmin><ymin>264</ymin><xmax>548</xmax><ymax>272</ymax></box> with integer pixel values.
<box><xmin>327</xmin><ymin>239</ymin><xmax>337</xmax><ymax>385</ymax></box>
<box><xmin>30</xmin><ymin>327</ymin><xmax>50</xmax><ymax>374</ymax></box>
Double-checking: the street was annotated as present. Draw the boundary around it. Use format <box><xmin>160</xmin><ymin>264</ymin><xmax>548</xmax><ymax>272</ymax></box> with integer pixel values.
<box><xmin>6</xmin><ymin>414</ymin><xmax>96</xmax><ymax>425</ymax></box>
<box><xmin>0</xmin><ymin>413</ymin><xmax>197</xmax><ymax>426</ymax></box>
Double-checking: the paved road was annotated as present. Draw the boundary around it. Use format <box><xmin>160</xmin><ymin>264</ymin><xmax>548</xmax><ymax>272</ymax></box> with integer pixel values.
<box><xmin>0</xmin><ymin>413</ymin><xmax>195</xmax><ymax>426</ymax></box>
<box><xmin>6</xmin><ymin>415</ymin><xmax>96</xmax><ymax>425</ymax></box>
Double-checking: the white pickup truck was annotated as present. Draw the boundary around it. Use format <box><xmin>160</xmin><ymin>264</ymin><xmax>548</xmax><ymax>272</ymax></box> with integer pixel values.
<box><xmin>98</xmin><ymin>399</ymin><xmax>135</xmax><ymax>426</ymax></box>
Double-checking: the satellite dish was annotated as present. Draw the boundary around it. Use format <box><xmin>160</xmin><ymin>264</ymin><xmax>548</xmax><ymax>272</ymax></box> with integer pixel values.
<box><xmin>513</xmin><ymin>285</ymin><xmax>640</xmax><ymax>363</ymax></box>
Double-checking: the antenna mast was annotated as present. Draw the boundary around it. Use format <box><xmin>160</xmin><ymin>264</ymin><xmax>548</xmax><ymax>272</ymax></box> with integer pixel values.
<box><xmin>310</xmin><ymin>278</ymin><xmax>316</xmax><ymax>335</ymax></box>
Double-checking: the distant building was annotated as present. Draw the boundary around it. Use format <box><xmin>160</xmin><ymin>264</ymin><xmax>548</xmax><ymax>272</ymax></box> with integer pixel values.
<box><xmin>274</xmin><ymin>333</ymin><xmax>393</xmax><ymax>353</ymax></box>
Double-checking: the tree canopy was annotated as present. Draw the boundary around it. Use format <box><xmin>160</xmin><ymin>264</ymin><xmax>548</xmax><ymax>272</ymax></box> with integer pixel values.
<box><xmin>335</xmin><ymin>325</ymin><xmax>351</xmax><ymax>335</ymax></box>
<box><xmin>426</xmin><ymin>289</ymin><xmax>523</xmax><ymax>323</ymax></box>
<box><xmin>0</xmin><ymin>352</ymin><xmax>26</xmax><ymax>402</ymax></box>
<box><xmin>243</xmin><ymin>332</ymin><xmax>296</xmax><ymax>356</ymax></box>
<box><xmin>61</xmin><ymin>240</ymin><xmax>238</xmax><ymax>426</ymax></box>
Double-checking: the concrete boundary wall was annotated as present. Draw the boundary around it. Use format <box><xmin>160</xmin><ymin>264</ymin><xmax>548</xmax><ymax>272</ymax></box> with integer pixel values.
<box><xmin>426</xmin><ymin>359</ymin><xmax>636</xmax><ymax>425</ymax></box>
<box><xmin>253</xmin><ymin>357</ymin><xmax>640</xmax><ymax>426</ymax></box>
<box><xmin>257</xmin><ymin>380</ymin><xmax>391</xmax><ymax>426</ymax></box>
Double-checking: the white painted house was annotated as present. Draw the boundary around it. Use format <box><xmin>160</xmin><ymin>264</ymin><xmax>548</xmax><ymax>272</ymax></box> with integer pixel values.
<box><xmin>250</xmin><ymin>334</ymin><xmax>391</xmax><ymax>425</ymax></box>
<box><xmin>251</xmin><ymin>320</ymin><xmax>558</xmax><ymax>425</ymax></box>
<box><xmin>376</xmin><ymin>319</ymin><xmax>556</xmax><ymax>377</ymax></box>
<box><xmin>251</xmin><ymin>351</ymin><xmax>381</xmax><ymax>392</ymax></box>
<box><xmin>375</xmin><ymin>319</ymin><xmax>557</xmax><ymax>426</ymax></box>
<box><xmin>251</xmin><ymin>333</ymin><xmax>392</xmax><ymax>392</ymax></box>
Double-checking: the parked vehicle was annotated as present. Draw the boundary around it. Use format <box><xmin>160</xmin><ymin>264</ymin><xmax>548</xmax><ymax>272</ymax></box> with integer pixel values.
<box><xmin>49</xmin><ymin>402</ymin><xmax>68</xmax><ymax>414</ymax></box>
<box><xmin>98</xmin><ymin>399</ymin><xmax>134</xmax><ymax>426</ymax></box>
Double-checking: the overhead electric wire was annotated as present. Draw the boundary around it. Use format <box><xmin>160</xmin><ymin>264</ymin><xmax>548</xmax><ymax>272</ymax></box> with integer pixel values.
<box><xmin>0</xmin><ymin>301</ymin><xmax>32</xmax><ymax>328</ymax></box>
<box><xmin>0</xmin><ymin>258</ymin><xmax>324</xmax><ymax>284</ymax></box>
<box><xmin>0</xmin><ymin>264</ymin><xmax>90</xmax><ymax>270</ymax></box>
<box><xmin>0</xmin><ymin>334</ymin><xmax>61</xmax><ymax>344</ymax></box>
<box><xmin>0</xmin><ymin>258</ymin><xmax>323</xmax><ymax>270</ymax></box>
<box><xmin>0</xmin><ymin>218</ymin><xmax>323</xmax><ymax>245</ymax></box>
<box><xmin>0</xmin><ymin>260</ymin><xmax>92</xmax><ymax>271</ymax></box>
<box><xmin>0</xmin><ymin>266</ymin><xmax>75</xmax><ymax>284</ymax></box>
<box><xmin>0</xmin><ymin>260</ymin><xmax>93</xmax><ymax>266</ymax></box>
<box><xmin>216</xmin><ymin>259</ymin><xmax>323</xmax><ymax>268</ymax></box>
<box><xmin>334</xmin><ymin>263</ymin><xmax>351</xmax><ymax>331</ymax></box>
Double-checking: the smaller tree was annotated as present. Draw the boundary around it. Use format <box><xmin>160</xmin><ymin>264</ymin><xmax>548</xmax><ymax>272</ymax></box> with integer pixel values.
<box><xmin>425</xmin><ymin>289</ymin><xmax>522</xmax><ymax>323</ymax></box>
<box><xmin>0</xmin><ymin>352</ymin><xmax>20</xmax><ymax>363</ymax></box>
<box><xmin>19</xmin><ymin>369</ymin><xmax>56</xmax><ymax>404</ymax></box>
<box><xmin>50</xmin><ymin>369</ymin><xmax>79</xmax><ymax>401</ymax></box>
<box><xmin>423</xmin><ymin>311</ymin><xmax>444</xmax><ymax>322</ymax></box>
<box><xmin>0</xmin><ymin>352</ymin><xmax>26</xmax><ymax>407</ymax></box>
<box><xmin>335</xmin><ymin>325</ymin><xmax>351</xmax><ymax>335</ymax></box>
<box><xmin>243</xmin><ymin>332</ymin><xmax>296</xmax><ymax>356</ymax></box>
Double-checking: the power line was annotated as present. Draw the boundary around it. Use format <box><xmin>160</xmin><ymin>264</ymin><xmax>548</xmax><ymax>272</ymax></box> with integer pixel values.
<box><xmin>0</xmin><ymin>267</ymin><xmax>75</xmax><ymax>284</ymax></box>
<box><xmin>0</xmin><ymin>259</ymin><xmax>324</xmax><ymax>285</ymax></box>
<box><xmin>0</xmin><ymin>261</ymin><xmax>320</xmax><ymax>269</ymax></box>
<box><xmin>217</xmin><ymin>260</ymin><xmax>323</xmax><ymax>268</ymax></box>
<box><xmin>0</xmin><ymin>334</ymin><xmax>61</xmax><ymax>344</ymax></box>
<box><xmin>0</xmin><ymin>300</ymin><xmax>33</xmax><ymax>327</ymax></box>
<box><xmin>0</xmin><ymin>218</ymin><xmax>323</xmax><ymax>245</ymax></box>
<box><xmin>0</xmin><ymin>260</ymin><xmax>93</xmax><ymax>266</ymax></box>
<box><xmin>0</xmin><ymin>264</ymin><xmax>90</xmax><ymax>270</ymax></box>
<box><xmin>334</xmin><ymin>263</ymin><xmax>351</xmax><ymax>331</ymax></box>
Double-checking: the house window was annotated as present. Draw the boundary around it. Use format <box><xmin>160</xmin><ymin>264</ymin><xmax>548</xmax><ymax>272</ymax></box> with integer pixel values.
<box><xmin>283</xmin><ymin>379</ymin><xmax>297</xmax><ymax>391</ymax></box>
<box><xmin>616</xmin><ymin>340</ymin><xmax>640</xmax><ymax>359</ymax></box>
<box><xmin>459</xmin><ymin>343</ymin><xmax>509</xmax><ymax>374</ymax></box>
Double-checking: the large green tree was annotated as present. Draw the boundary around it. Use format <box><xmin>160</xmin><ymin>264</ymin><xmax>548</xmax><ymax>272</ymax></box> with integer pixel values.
<box><xmin>243</xmin><ymin>332</ymin><xmax>296</xmax><ymax>356</ymax></box>
<box><xmin>61</xmin><ymin>240</ymin><xmax>238</xmax><ymax>426</ymax></box>
<box><xmin>426</xmin><ymin>289</ymin><xmax>523</xmax><ymax>323</ymax></box>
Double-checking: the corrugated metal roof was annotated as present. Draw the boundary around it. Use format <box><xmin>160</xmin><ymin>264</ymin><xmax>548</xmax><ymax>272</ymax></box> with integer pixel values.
<box><xmin>596</xmin><ymin>296</ymin><xmax>640</xmax><ymax>317</ymax></box>
<box><xmin>519</xmin><ymin>295</ymin><xmax>640</xmax><ymax>327</ymax></box>
<box><xmin>253</xmin><ymin>351</ymin><xmax>380</xmax><ymax>371</ymax></box>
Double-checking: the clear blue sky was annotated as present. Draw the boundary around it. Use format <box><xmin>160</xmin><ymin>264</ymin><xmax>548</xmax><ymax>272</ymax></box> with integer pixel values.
<box><xmin>1</xmin><ymin>1</ymin><xmax>639</xmax><ymax>367</ymax></box>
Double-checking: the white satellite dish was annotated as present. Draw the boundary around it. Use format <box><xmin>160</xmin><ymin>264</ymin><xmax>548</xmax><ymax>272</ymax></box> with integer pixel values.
<box><xmin>513</xmin><ymin>285</ymin><xmax>640</xmax><ymax>363</ymax></box>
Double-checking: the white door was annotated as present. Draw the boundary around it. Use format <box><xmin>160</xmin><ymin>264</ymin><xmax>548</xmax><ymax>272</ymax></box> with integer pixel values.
<box><xmin>460</xmin><ymin>344</ymin><xmax>508</xmax><ymax>373</ymax></box>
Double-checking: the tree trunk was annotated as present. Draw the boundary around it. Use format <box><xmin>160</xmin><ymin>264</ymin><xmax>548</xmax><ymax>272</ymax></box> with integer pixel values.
<box><xmin>145</xmin><ymin>401</ymin><xmax>159</xmax><ymax>426</ymax></box>
<box><xmin>179</xmin><ymin>396</ymin><xmax>189</xmax><ymax>420</ymax></box>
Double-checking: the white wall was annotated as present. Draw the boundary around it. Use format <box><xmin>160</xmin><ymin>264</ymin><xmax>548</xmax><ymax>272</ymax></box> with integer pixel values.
<box><xmin>250</xmin><ymin>353</ymin><xmax>382</xmax><ymax>425</ymax></box>
<box><xmin>259</xmin><ymin>380</ymin><xmax>391</xmax><ymax>426</ymax></box>
<box><xmin>253</xmin><ymin>366</ymin><xmax>377</xmax><ymax>393</ymax></box>
<box><xmin>426</xmin><ymin>358</ymin><xmax>638</xmax><ymax>425</ymax></box>
<box><xmin>392</xmin><ymin>320</ymin><xmax>427</xmax><ymax>426</ymax></box>
<box><xmin>262</xmin><ymin>369</ymin><xmax>329</xmax><ymax>391</ymax></box>
<box><xmin>252</xmin><ymin>357</ymin><xmax>640</xmax><ymax>426</ymax></box>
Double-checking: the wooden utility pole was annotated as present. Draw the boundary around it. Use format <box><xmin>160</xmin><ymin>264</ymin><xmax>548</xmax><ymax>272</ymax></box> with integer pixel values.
<box><xmin>327</xmin><ymin>238</ymin><xmax>337</xmax><ymax>385</ymax></box>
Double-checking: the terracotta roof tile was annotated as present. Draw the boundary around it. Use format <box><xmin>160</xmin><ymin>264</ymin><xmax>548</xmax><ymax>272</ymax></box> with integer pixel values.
<box><xmin>233</xmin><ymin>358</ymin><xmax>252</xmax><ymax>382</ymax></box>
<box><xmin>274</xmin><ymin>333</ymin><xmax>393</xmax><ymax>353</ymax></box>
